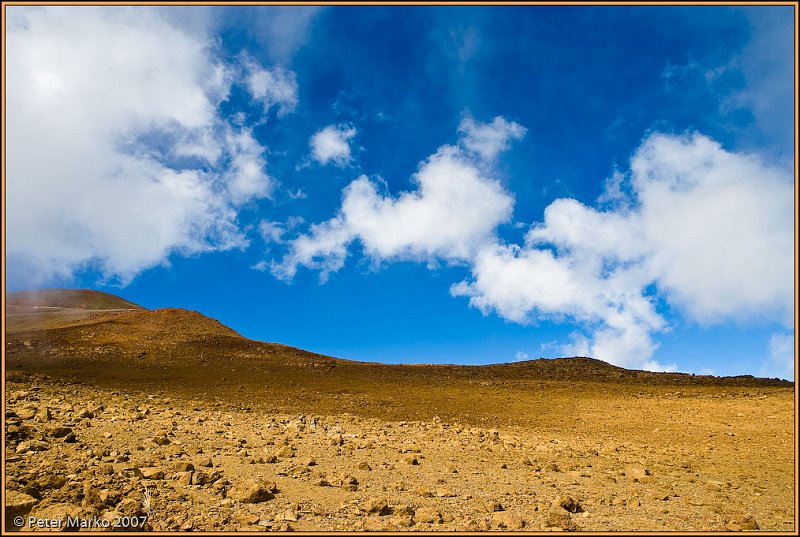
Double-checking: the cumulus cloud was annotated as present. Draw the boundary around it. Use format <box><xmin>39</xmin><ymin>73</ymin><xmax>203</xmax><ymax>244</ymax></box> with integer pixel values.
<box><xmin>274</xmin><ymin>116</ymin><xmax>521</xmax><ymax>280</ymax></box>
<box><xmin>6</xmin><ymin>6</ymin><xmax>297</xmax><ymax>286</ymax></box>
<box><xmin>631</xmin><ymin>133</ymin><xmax>793</xmax><ymax>324</ymax></box>
<box><xmin>453</xmin><ymin>131</ymin><xmax>793</xmax><ymax>369</ymax></box>
<box><xmin>310</xmin><ymin>124</ymin><xmax>357</xmax><ymax>166</ymax></box>
<box><xmin>274</xmin><ymin>121</ymin><xmax>793</xmax><ymax>372</ymax></box>
<box><xmin>450</xmin><ymin>242</ymin><xmax>668</xmax><ymax>370</ymax></box>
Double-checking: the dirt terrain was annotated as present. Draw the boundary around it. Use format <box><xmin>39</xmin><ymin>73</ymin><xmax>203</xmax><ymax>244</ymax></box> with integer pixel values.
<box><xmin>3</xmin><ymin>290</ymin><xmax>796</xmax><ymax>532</ymax></box>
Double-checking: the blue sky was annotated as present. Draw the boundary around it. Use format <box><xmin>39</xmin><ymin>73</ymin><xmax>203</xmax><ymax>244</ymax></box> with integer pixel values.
<box><xmin>5</xmin><ymin>5</ymin><xmax>795</xmax><ymax>379</ymax></box>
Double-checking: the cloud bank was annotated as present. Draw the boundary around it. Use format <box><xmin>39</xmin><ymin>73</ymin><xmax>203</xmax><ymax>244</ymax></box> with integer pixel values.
<box><xmin>275</xmin><ymin>119</ymin><xmax>794</xmax><ymax>372</ymax></box>
<box><xmin>6</xmin><ymin>6</ymin><xmax>298</xmax><ymax>286</ymax></box>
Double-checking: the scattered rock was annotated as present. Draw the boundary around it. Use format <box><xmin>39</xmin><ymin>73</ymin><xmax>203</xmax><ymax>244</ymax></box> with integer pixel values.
<box><xmin>363</xmin><ymin>517</ymin><xmax>395</xmax><ymax>531</ymax></box>
<box><xmin>34</xmin><ymin>407</ymin><xmax>51</xmax><ymax>422</ymax></box>
<box><xmin>275</xmin><ymin>510</ymin><xmax>299</xmax><ymax>522</ymax></box>
<box><xmin>726</xmin><ymin>515</ymin><xmax>759</xmax><ymax>531</ymax></box>
<box><xmin>5</xmin><ymin>490</ymin><xmax>38</xmax><ymax>526</ymax></box>
<box><xmin>546</xmin><ymin>510</ymin><xmax>576</xmax><ymax>530</ymax></box>
<box><xmin>238</xmin><ymin>514</ymin><xmax>260</xmax><ymax>525</ymax></box>
<box><xmin>172</xmin><ymin>461</ymin><xmax>195</xmax><ymax>472</ymax></box>
<box><xmin>82</xmin><ymin>483</ymin><xmax>104</xmax><ymax>508</ymax></box>
<box><xmin>553</xmin><ymin>495</ymin><xmax>580</xmax><ymax>513</ymax></box>
<box><xmin>227</xmin><ymin>479</ymin><xmax>277</xmax><ymax>504</ymax></box>
<box><xmin>37</xmin><ymin>473</ymin><xmax>66</xmax><ymax>490</ymax></box>
<box><xmin>484</xmin><ymin>500</ymin><xmax>504</xmax><ymax>512</ymax></box>
<box><xmin>141</xmin><ymin>467</ymin><xmax>166</xmax><ymax>480</ymax></box>
<box><xmin>46</xmin><ymin>425</ymin><xmax>73</xmax><ymax>438</ymax></box>
<box><xmin>275</xmin><ymin>445</ymin><xmax>295</xmax><ymax>458</ymax></box>
<box><xmin>121</xmin><ymin>467</ymin><xmax>143</xmax><ymax>478</ymax></box>
<box><xmin>192</xmin><ymin>469</ymin><xmax>222</xmax><ymax>485</ymax></box>
<box><xmin>414</xmin><ymin>507</ymin><xmax>442</xmax><ymax>524</ymax></box>
<box><xmin>196</xmin><ymin>457</ymin><xmax>214</xmax><ymax>468</ymax></box>
<box><xmin>705</xmin><ymin>480</ymin><xmax>726</xmax><ymax>492</ymax></box>
<box><xmin>114</xmin><ymin>498</ymin><xmax>143</xmax><ymax>518</ymax></box>
<box><xmin>365</xmin><ymin>497</ymin><xmax>391</xmax><ymax>516</ymax></box>
<box><xmin>393</xmin><ymin>504</ymin><xmax>415</xmax><ymax>516</ymax></box>
<box><xmin>492</xmin><ymin>511</ymin><xmax>525</xmax><ymax>530</ymax></box>
<box><xmin>152</xmin><ymin>435</ymin><xmax>170</xmax><ymax>446</ymax></box>
<box><xmin>173</xmin><ymin>471</ymin><xmax>193</xmax><ymax>486</ymax></box>
<box><xmin>16</xmin><ymin>440</ymin><xmax>49</xmax><ymax>453</ymax></box>
<box><xmin>625</xmin><ymin>466</ymin><xmax>653</xmax><ymax>482</ymax></box>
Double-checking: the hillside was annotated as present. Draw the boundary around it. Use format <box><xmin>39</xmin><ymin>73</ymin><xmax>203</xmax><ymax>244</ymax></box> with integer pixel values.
<box><xmin>6</xmin><ymin>288</ymin><xmax>145</xmax><ymax>310</ymax></box>
<box><xmin>4</xmin><ymin>294</ymin><xmax>791</xmax><ymax>428</ymax></box>
<box><xmin>5</xmin><ymin>288</ymin><xmax>145</xmax><ymax>334</ymax></box>
<box><xmin>3</xmin><ymin>290</ymin><xmax>795</xmax><ymax>532</ymax></box>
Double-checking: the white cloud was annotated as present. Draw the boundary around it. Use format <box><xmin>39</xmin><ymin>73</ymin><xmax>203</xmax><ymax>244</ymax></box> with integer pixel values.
<box><xmin>222</xmin><ymin>128</ymin><xmax>274</xmax><ymax>203</ymax></box>
<box><xmin>310</xmin><ymin>124</ymin><xmax>357</xmax><ymax>166</ymax></box>
<box><xmin>631</xmin><ymin>133</ymin><xmax>793</xmax><ymax>325</ymax></box>
<box><xmin>272</xmin><ymin>217</ymin><xmax>353</xmax><ymax>282</ymax></box>
<box><xmin>275</xmin><ymin>117</ymin><xmax>521</xmax><ymax>281</ymax></box>
<box><xmin>457</xmin><ymin>115</ymin><xmax>526</xmax><ymax>162</ymax></box>
<box><xmin>258</xmin><ymin>216</ymin><xmax>304</xmax><ymax>245</ymax></box>
<box><xmin>272</xmin><ymin>112</ymin><xmax>792</xmax><ymax>374</ymax></box>
<box><xmin>513</xmin><ymin>351</ymin><xmax>530</xmax><ymax>362</ymax></box>
<box><xmin>259</xmin><ymin>221</ymin><xmax>287</xmax><ymax>245</ymax></box>
<box><xmin>6</xmin><ymin>6</ymin><xmax>295</xmax><ymax>286</ymax></box>
<box><xmin>450</xmin><ymin>242</ymin><xmax>669</xmax><ymax>370</ymax></box>
<box><xmin>761</xmin><ymin>332</ymin><xmax>795</xmax><ymax>381</ymax></box>
<box><xmin>453</xmin><ymin>131</ymin><xmax>793</xmax><ymax>370</ymax></box>
<box><xmin>244</xmin><ymin>59</ymin><xmax>298</xmax><ymax>117</ymax></box>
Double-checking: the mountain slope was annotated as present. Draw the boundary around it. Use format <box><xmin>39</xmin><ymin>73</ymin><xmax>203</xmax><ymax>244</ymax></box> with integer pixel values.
<box><xmin>5</xmin><ymin>292</ymin><xmax>790</xmax><ymax>386</ymax></box>
<box><xmin>7</xmin><ymin>288</ymin><xmax>145</xmax><ymax>310</ymax></box>
<box><xmin>5</xmin><ymin>289</ymin><xmax>145</xmax><ymax>334</ymax></box>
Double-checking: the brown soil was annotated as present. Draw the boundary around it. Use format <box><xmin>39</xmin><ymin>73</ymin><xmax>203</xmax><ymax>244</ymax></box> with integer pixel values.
<box><xmin>3</xmin><ymin>292</ymin><xmax>796</xmax><ymax>532</ymax></box>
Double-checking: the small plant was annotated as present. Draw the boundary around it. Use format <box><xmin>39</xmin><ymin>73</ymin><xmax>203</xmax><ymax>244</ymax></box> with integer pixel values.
<box><xmin>142</xmin><ymin>485</ymin><xmax>155</xmax><ymax>518</ymax></box>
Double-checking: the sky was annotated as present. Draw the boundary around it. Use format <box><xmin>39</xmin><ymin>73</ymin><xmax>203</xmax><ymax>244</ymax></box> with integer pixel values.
<box><xmin>5</xmin><ymin>5</ymin><xmax>796</xmax><ymax>380</ymax></box>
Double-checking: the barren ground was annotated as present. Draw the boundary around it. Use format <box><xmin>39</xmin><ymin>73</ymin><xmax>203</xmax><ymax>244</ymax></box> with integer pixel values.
<box><xmin>3</xmin><ymin>300</ymin><xmax>796</xmax><ymax>532</ymax></box>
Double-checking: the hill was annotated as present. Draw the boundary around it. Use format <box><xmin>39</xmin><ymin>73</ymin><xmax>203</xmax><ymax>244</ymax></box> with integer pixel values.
<box><xmin>6</xmin><ymin>288</ymin><xmax>145</xmax><ymax>310</ymax></box>
<box><xmin>4</xmin><ymin>292</ymin><xmax>792</xmax><ymax>427</ymax></box>
<box><xmin>5</xmin><ymin>288</ymin><xmax>145</xmax><ymax>333</ymax></box>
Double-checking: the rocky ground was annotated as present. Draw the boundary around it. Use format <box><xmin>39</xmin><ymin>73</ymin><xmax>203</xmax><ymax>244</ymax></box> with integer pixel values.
<box><xmin>5</xmin><ymin>370</ymin><xmax>795</xmax><ymax>532</ymax></box>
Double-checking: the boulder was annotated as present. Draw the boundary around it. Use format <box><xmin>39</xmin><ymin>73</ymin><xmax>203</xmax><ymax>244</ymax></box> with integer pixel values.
<box><xmin>227</xmin><ymin>479</ymin><xmax>277</xmax><ymax>504</ymax></box>
<box><xmin>414</xmin><ymin>507</ymin><xmax>442</xmax><ymax>524</ymax></box>
<box><xmin>364</xmin><ymin>497</ymin><xmax>391</xmax><ymax>516</ymax></box>
<box><xmin>5</xmin><ymin>491</ymin><xmax>38</xmax><ymax>529</ymax></box>
<box><xmin>553</xmin><ymin>495</ymin><xmax>580</xmax><ymax>513</ymax></box>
